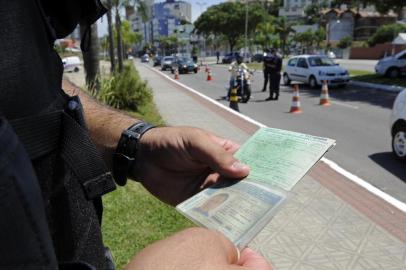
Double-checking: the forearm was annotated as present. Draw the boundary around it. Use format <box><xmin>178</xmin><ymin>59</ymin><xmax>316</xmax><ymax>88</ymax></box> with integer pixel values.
<box><xmin>63</xmin><ymin>84</ymin><xmax>140</xmax><ymax>169</ymax></box>
<box><xmin>125</xmin><ymin>228</ymin><xmax>242</xmax><ymax>270</ymax></box>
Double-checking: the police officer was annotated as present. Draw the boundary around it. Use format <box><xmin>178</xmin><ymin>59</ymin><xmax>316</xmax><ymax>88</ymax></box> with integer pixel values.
<box><xmin>261</xmin><ymin>48</ymin><xmax>272</xmax><ymax>93</ymax></box>
<box><xmin>262</xmin><ymin>49</ymin><xmax>282</xmax><ymax>101</ymax></box>
<box><xmin>0</xmin><ymin>1</ymin><xmax>272</xmax><ymax>270</ymax></box>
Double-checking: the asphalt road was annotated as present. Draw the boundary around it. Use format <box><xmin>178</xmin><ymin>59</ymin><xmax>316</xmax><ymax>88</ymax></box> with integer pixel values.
<box><xmin>152</xmin><ymin>63</ymin><xmax>406</xmax><ymax>203</ymax></box>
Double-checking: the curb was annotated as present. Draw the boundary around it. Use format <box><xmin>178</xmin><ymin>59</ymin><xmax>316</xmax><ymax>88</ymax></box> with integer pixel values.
<box><xmin>350</xmin><ymin>80</ymin><xmax>405</xmax><ymax>93</ymax></box>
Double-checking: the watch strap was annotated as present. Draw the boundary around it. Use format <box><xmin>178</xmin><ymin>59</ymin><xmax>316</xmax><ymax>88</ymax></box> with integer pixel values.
<box><xmin>113</xmin><ymin>122</ymin><xmax>155</xmax><ymax>186</ymax></box>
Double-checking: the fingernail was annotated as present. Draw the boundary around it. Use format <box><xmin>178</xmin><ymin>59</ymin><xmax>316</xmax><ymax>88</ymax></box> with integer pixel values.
<box><xmin>232</xmin><ymin>161</ymin><xmax>249</xmax><ymax>170</ymax></box>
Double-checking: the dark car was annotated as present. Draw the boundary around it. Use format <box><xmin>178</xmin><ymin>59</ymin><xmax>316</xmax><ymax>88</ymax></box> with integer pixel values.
<box><xmin>251</xmin><ymin>53</ymin><xmax>264</xmax><ymax>62</ymax></box>
<box><xmin>222</xmin><ymin>52</ymin><xmax>238</xmax><ymax>64</ymax></box>
<box><xmin>153</xmin><ymin>56</ymin><xmax>162</xmax><ymax>66</ymax></box>
<box><xmin>161</xmin><ymin>56</ymin><xmax>174</xmax><ymax>71</ymax></box>
<box><xmin>171</xmin><ymin>57</ymin><xmax>198</xmax><ymax>74</ymax></box>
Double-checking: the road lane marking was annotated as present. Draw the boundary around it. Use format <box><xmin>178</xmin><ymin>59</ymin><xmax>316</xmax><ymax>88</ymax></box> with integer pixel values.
<box><xmin>331</xmin><ymin>100</ymin><xmax>359</xmax><ymax>109</ymax></box>
<box><xmin>145</xmin><ymin>63</ymin><xmax>406</xmax><ymax>213</ymax></box>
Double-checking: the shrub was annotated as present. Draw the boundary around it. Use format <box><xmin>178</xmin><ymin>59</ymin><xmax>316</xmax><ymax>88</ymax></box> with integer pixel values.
<box><xmin>368</xmin><ymin>23</ymin><xmax>406</xmax><ymax>47</ymax></box>
<box><xmin>97</xmin><ymin>63</ymin><xmax>152</xmax><ymax>111</ymax></box>
<box><xmin>337</xmin><ymin>36</ymin><xmax>352</xmax><ymax>49</ymax></box>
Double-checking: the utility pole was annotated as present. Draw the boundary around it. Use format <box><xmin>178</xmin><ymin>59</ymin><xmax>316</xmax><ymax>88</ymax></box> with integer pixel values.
<box><xmin>244</xmin><ymin>0</ymin><xmax>248</xmax><ymax>58</ymax></box>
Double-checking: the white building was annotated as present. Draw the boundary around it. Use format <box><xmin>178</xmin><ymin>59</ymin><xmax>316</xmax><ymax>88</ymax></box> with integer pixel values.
<box><xmin>279</xmin><ymin>0</ymin><xmax>332</xmax><ymax>20</ymax></box>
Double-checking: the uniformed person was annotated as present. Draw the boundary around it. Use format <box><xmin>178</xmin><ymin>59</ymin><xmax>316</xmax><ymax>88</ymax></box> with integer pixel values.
<box><xmin>262</xmin><ymin>48</ymin><xmax>282</xmax><ymax>101</ymax></box>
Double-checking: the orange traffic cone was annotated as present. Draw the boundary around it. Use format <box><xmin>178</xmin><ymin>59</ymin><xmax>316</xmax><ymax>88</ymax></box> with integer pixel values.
<box><xmin>229</xmin><ymin>87</ymin><xmax>239</xmax><ymax>112</ymax></box>
<box><xmin>319</xmin><ymin>80</ymin><xmax>331</xmax><ymax>106</ymax></box>
<box><xmin>289</xmin><ymin>84</ymin><xmax>302</xmax><ymax>114</ymax></box>
<box><xmin>174</xmin><ymin>68</ymin><xmax>179</xmax><ymax>80</ymax></box>
<box><xmin>207</xmin><ymin>69</ymin><xmax>212</xmax><ymax>81</ymax></box>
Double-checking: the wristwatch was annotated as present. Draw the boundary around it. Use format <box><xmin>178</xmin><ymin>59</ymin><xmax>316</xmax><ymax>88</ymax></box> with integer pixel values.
<box><xmin>113</xmin><ymin>121</ymin><xmax>156</xmax><ymax>186</ymax></box>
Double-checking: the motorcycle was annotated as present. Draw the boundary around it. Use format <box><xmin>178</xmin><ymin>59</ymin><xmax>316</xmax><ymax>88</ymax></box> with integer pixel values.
<box><xmin>228</xmin><ymin>67</ymin><xmax>254</xmax><ymax>103</ymax></box>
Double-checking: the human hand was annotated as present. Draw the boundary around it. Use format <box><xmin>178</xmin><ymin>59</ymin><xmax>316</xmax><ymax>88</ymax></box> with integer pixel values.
<box><xmin>125</xmin><ymin>228</ymin><xmax>272</xmax><ymax>270</ymax></box>
<box><xmin>131</xmin><ymin>127</ymin><xmax>249</xmax><ymax>205</ymax></box>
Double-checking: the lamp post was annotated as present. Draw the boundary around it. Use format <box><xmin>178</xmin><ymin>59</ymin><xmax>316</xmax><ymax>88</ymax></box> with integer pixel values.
<box><xmin>244</xmin><ymin>0</ymin><xmax>248</xmax><ymax>58</ymax></box>
<box><xmin>326</xmin><ymin>18</ymin><xmax>340</xmax><ymax>53</ymax></box>
<box><xmin>196</xmin><ymin>1</ymin><xmax>207</xmax><ymax>63</ymax></box>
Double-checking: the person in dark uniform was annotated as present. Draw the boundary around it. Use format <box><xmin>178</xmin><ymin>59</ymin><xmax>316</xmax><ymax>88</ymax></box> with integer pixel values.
<box><xmin>0</xmin><ymin>1</ymin><xmax>272</xmax><ymax>270</ymax></box>
<box><xmin>265</xmin><ymin>49</ymin><xmax>282</xmax><ymax>101</ymax></box>
<box><xmin>216</xmin><ymin>51</ymin><xmax>220</xmax><ymax>64</ymax></box>
<box><xmin>261</xmin><ymin>48</ymin><xmax>272</xmax><ymax>93</ymax></box>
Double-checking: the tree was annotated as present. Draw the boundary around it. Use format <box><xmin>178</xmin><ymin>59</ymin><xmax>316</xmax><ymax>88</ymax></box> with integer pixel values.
<box><xmin>337</xmin><ymin>36</ymin><xmax>352</xmax><ymax>49</ymax></box>
<box><xmin>116</xmin><ymin>20</ymin><xmax>142</xmax><ymax>56</ymax></box>
<box><xmin>294</xmin><ymin>30</ymin><xmax>316</xmax><ymax>52</ymax></box>
<box><xmin>368</xmin><ymin>23</ymin><xmax>406</xmax><ymax>46</ymax></box>
<box><xmin>194</xmin><ymin>2</ymin><xmax>269</xmax><ymax>52</ymax></box>
<box><xmin>106</xmin><ymin>0</ymin><xmax>116</xmax><ymax>73</ymax></box>
<box><xmin>80</xmin><ymin>23</ymin><xmax>100</xmax><ymax>92</ymax></box>
<box><xmin>314</xmin><ymin>27</ymin><xmax>326</xmax><ymax>48</ymax></box>
<box><xmin>304</xmin><ymin>1</ymin><xmax>329</xmax><ymax>24</ymax></box>
<box><xmin>274</xmin><ymin>17</ymin><xmax>296</xmax><ymax>57</ymax></box>
<box><xmin>255</xmin><ymin>19</ymin><xmax>276</xmax><ymax>49</ymax></box>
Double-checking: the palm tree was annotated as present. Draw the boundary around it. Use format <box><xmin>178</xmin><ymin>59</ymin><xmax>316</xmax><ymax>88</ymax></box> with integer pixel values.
<box><xmin>80</xmin><ymin>23</ymin><xmax>100</xmax><ymax>92</ymax></box>
<box><xmin>106</xmin><ymin>0</ymin><xmax>116</xmax><ymax>73</ymax></box>
<box><xmin>255</xmin><ymin>21</ymin><xmax>276</xmax><ymax>49</ymax></box>
<box><xmin>137</xmin><ymin>0</ymin><xmax>152</xmax><ymax>43</ymax></box>
<box><xmin>274</xmin><ymin>17</ymin><xmax>295</xmax><ymax>57</ymax></box>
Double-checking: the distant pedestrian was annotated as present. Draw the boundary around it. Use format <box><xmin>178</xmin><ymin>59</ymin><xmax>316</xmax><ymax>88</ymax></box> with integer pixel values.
<box><xmin>216</xmin><ymin>51</ymin><xmax>220</xmax><ymax>64</ymax></box>
<box><xmin>264</xmin><ymin>48</ymin><xmax>282</xmax><ymax>101</ymax></box>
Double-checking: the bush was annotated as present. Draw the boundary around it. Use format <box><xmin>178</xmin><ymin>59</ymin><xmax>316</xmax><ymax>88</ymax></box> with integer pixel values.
<box><xmin>97</xmin><ymin>64</ymin><xmax>152</xmax><ymax>111</ymax></box>
<box><xmin>337</xmin><ymin>36</ymin><xmax>352</xmax><ymax>49</ymax></box>
<box><xmin>368</xmin><ymin>23</ymin><xmax>406</xmax><ymax>47</ymax></box>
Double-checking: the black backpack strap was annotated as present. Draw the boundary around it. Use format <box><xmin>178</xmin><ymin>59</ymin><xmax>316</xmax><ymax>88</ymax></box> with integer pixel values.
<box><xmin>0</xmin><ymin>117</ymin><xmax>58</xmax><ymax>269</ymax></box>
<box><xmin>9</xmin><ymin>97</ymin><xmax>116</xmax><ymax>202</ymax></box>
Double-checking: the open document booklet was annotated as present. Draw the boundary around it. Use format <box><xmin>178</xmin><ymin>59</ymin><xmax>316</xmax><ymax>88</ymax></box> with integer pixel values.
<box><xmin>176</xmin><ymin>127</ymin><xmax>336</xmax><ymax>249</ymax></box>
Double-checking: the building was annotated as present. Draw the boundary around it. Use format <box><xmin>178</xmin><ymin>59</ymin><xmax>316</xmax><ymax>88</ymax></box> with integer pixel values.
<box><xmin>279</xmin><ymin>0</ymin><xmax>333</xmax><ymax>20</ymax></box>
<box><xmin>322</xmin><ymin>8</ymin><xmax>397</xmax><ymax>42</ymax></box>
<box><xmin>130</xmin><ymin>0</ymin><xmax>192</xmax><ymax>45</ymax></box>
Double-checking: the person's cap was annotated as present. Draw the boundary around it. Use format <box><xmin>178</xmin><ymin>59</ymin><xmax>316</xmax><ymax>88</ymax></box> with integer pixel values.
<box><xmin>264</xmin><ymin>48</ymin><xmax>270</xmax><ymax>53</ymax></box>
<box><xmin>270</xmin><ymin>48</ymin><xmax>276</xmax><ymax>53</ymax></box>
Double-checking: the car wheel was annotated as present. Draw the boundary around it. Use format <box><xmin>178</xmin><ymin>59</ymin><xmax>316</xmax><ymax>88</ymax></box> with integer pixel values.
<box><xmin>74</xmin><ymin>67</ymin><xmax>79</xmax><ymax>72</ymax></box>
<box><xmin>386</xmin><ymin>67</ymin><xmax>400</xmax><ymax>78</ymax></box>
<box><xmin>309</xmin><ymin>75</ymin><xmax>318</xmax><ymax>89</ymax></box>
<box><xmin>283</xmin><ymin>73</ymin><xmax>291</xmax><ymax>86</ymax></box>
<box><xmin>194</xmin><ymin>69</ymin><xmax>198</xmax><ymax>73</ymax></box>
<box><xmin>392</xmin><ymin>126</ymin><xmax>406</xmax><ymax>160</ymax></box>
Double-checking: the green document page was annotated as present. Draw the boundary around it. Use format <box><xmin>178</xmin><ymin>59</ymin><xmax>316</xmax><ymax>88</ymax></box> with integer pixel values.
<box><xmin>177</xmin><ymin>127</ymin><xmax>335</xmax><ymax>248</ymax></box>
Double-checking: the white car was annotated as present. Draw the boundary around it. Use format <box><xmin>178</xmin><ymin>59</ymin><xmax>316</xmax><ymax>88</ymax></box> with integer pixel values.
<box><xmin>375</xmin><ymin>49</ymin><xmax>406</xmax><ymax>78</ymax></box>
<box><xmin>390</xmin><ymin>89</ymin><xmax>406</xmax><ymax>160</ymax></box>
<box><xmin>283</xmin><ymin>55</ymin><xmax>350</xmax><ymax>88</ymax></box>
<box><xmin>62</xmin><ymin>56</ymin><xmax>81</xmax><ymax>72</ymax></box>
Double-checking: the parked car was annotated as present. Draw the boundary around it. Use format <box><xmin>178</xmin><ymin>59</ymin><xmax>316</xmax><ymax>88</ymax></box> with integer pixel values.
<box><xmin>283</xmin><ymin>55</ymin><xmax>350</xmax><ymax>88</ymax></box>
<box><xmin>171</xmin><ymin>57</ymin><xmax>198</xmax><ymax>74</ymax></box>
<box><xmin>375</xmin><ymin>49</ymin><xmax>406</xmax><ymax>78</ymax></box>
<box><xmin>62</xmin><ymin>56</ymin><xmax>80</xmax><ymax>72</ymax></box>
<box><xmin>141</xmin><ymin>54</ymin><xmax>150</xmax><ymax>63</ymax></box>
<box><xmin>161</xmin><ymin>56</ymin><xmax>174</xmax><ymax>71</ymax></box>
<box><xmin>222</xmin><ymin>52</ymin><xmax>251</xmax><ymax>64</ymax></box>
<box><xmin>390</xmin><ymin>89</ymin><xmax>406</xmax><ymax>160</ymax></box>
<box><xmin>153</xmin><ymin>56</ymin><xmax>162</xmax><ymax>66</ymax></box>
<box><xmin>251</xmin><ymin>53</ymin><xmax>264</xmax><ymax>62</ymax></box>
<box><xmin>222</xmin><ymin>52</ymin><xmax>238</xmax><ymax>64</ymax></box>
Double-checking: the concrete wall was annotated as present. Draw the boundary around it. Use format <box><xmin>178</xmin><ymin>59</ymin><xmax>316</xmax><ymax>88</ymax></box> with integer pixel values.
<box><xmin>350</xmin><ymin>43</ymin><xmax>406</xmax><ymax>59</ymax></box>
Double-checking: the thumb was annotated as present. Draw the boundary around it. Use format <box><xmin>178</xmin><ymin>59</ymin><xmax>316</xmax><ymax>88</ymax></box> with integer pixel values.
<box><xmin>189</xmin><ymin>130</ymin><xmax>250</xmax><ymax>179</ymax></box>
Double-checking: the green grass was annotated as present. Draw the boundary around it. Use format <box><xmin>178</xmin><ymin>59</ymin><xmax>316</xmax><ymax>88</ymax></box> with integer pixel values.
<box><xmin>350</xmin><ymin>73</ymin><xmax>406</xmax><ymax>88</ymax></box>
<box><xmin>102</xmin><ymin>182</ymin><xmax>194</xmax><ymax>269</ymax></box>
<box><xmin>99</xmin><ymin>72</ymin><xmax>193</xmax><ymax>269</ymax></box>
<box><xmin>348</xmin><ymin>69</ymin><xmax>373</xmax><ymax>76</ymax></box>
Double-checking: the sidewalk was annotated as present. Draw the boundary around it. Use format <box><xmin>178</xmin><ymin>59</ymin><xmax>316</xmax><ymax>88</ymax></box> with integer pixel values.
<box><xmin>136</xmin><ymin>62</ymin><xmax>406</xmax><ymax>270</ymax></box>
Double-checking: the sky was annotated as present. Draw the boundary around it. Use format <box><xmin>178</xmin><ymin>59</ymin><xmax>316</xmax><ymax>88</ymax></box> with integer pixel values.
<box><xmin>97</xmin><ymin>0</ymin><xmax>225</xmax><ymax>37</ymax></box>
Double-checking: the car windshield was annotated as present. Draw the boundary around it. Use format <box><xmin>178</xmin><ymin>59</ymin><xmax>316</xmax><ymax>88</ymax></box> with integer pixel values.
<box><xmin>182</xmin><ymin>58</ymin><xmax>193</xmax><ymax>63</ymax></box>
<box><xmin>308</xmin><ymin>57</ymin><xmax>336</xmax><ymax>67</ymax></box>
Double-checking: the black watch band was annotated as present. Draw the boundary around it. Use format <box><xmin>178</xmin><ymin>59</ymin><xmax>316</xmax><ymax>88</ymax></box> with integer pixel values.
<box><xmin>113</xmin><ymin>122</ymin><xmax>156</xmax><ymax>186</ymax></box>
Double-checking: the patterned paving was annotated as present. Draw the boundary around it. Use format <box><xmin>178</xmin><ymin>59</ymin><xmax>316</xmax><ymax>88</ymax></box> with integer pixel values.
<box><xmin>250</xmin><ymin>176</ymin><xmax>406</xmax><ymax>270</ymax></box>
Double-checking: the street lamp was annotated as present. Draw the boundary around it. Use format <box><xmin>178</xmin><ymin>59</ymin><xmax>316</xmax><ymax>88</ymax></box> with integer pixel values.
<box><xmin>244</xmin><ymin>0</ymin><xmax>248</xmax><ymax>58</ymax></box>
<box><xmin>196</xmin><ymin>1</ymin><xmax>207</xmax><ymax>63</ymax></box>
<box><xmin>326</xmin><ymin>19</ymin><xmax>340</xmax><ymax>53</ymax></box>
